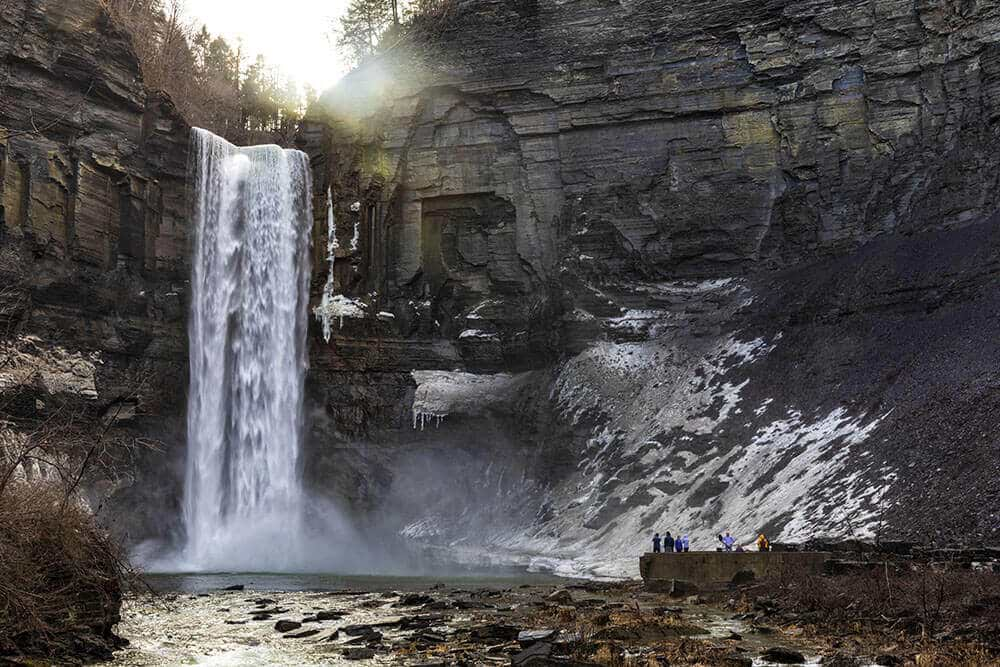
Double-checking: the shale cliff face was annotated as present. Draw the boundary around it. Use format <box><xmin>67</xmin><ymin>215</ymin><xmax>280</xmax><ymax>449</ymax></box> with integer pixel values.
<box><xmin>0</xmin><ymin>0</ymin><xmax>190</xmax><ymax>541</ymax></box>
<box><xmin>302</xmin><ymin>0</ymin><xmax>1000</xmax><ymax>575</ymax></box>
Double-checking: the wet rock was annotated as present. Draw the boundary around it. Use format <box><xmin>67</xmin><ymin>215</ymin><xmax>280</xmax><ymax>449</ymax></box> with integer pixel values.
<box><xmin>394</xmin><ymin>593</ymin><xmax>434</xmax><ymax>607</ymax></box>
<box><xmin>250</xmin><ymin>614</ymin><xmax>273</xmax><ymax>621</ymax></box>
<box><xmin>575</xmin><ymin>598</ymin><xmax>604</xmax><ymax>608</ymax></box>
<box><xmin>274</xmin><ymin>620</ymin><xmax>302</xmax><ymax>633</ymax></box>
<box><xmin>718</xmin><ymin>656</ymin><xmax>753</xmax><ymax>667</ymax></box>
<box><xmin>343</xmin><ymin>647</ymin><xmax>376</xmax><ymax>660</ymax></box>
<box><xmin>342</xmin><ymin>624</ymin><xmax>375</xmax><ymax>636</ymax></box>
<box><xmin>316</xmin><ymin>610</ymin><xmax>348</xmax><ymax>621</ymax></box>
<box><xmin>547</xmin><ymin>589</ymin><xmax>574</xmax><ymax>604</ymax></box>
<box><xmin>224</xmin><ymin>620</ymin><xmax>248</xmax><ymax>625</ymax></box>
<box><xmin>873</xmin><ymin>655</ymin><xmax>903</xmax><ymax>666</ymax></box>
<box><xmin>398</xmin><ymin>614</ymin><xmax>448</xmax><ymax>630</ymax></box>
<box><xmin>513</xmin><ymin>642</ymin><xmax>552</xmax><ymax>666</ymax></box>
<box><xmin>519</xmin><ymin>629</ymin><xmax>558</xmax><ymax>646</ymax></box>
<box><xmin>285</xmin><ymin>628</ymin><xmax>321</xmax><ymax>639</ymax></box>
<box><xmin>754</xmin><ymin>598</ymin><xmax>778</xmax><ymax>614</ymax></box>
<box><xmin>731</xmin><ymin>570</ymin><xmax>756</xmax><ymax>585</ymax></box>
<box><xmin>223</xmin><ymin>584</ymin><xmax>245</xmax><ymax>591</ymax></box>
<box><xmin>346</xmin><ymin>630</ymin><xmax>383</xmax><ymax>645</ymax></box>
<box><xmin>470</xmin><ymin>623</ymin><xmax>520</xmax><ymax>642</ymax></box>
<box><xmin>760</xmin><ymin>647</ymin><xmax>806</xmax><ymax>664</ymax></box>
<box><xmin>370</xmin><ymin>615</ymin><xmax>406</xmax><ymax>627</ymax></box>
<box><xmin>254</xmin><ymin>607</ymin><xmax>290</xmax><ymax>615</ymax></box>
<box><xmin>423</xmin><ymin>599</ymin><xmax>451</xmax><ymax>610</ymax></box>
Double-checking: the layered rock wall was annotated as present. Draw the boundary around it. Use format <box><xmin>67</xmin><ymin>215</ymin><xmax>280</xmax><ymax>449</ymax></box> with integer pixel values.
<box><xmin>0</xmin><ymin>0</ymin><xmax>190</xmax><ymax>542</ymax></box>
<box><xmin>299</xmin><ymin>0</ymin><xmax>1000</xmax><ymax>575</ymax></box>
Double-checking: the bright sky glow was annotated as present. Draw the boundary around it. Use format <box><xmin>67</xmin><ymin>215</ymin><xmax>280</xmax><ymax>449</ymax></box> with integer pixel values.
<box><xmin>186</xmin><ymin>0</ymin><xmax>353</xmax><ymax>94</ymax></box>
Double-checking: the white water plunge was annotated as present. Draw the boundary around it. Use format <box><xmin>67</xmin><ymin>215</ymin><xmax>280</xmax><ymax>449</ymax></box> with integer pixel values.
<box><xmin>182</xmin><ymin>128</ymin><xmax>314</xmax><ymax>571</ymax></box>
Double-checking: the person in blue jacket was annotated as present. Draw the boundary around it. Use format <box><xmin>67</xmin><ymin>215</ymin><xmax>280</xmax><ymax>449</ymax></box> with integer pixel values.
<box><xmin>674</xmin><ymin>535</ymin><xmax>684</xmax><ymax>553</ymax></box>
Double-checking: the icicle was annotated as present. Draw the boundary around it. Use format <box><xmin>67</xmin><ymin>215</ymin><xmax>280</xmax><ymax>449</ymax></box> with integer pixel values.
<box><xmin>411</xmin><ymin>410</ymin><xmax>446</xmax><ymax>431</ymax></box>
<box><xmin>314</xmin><ymin>187</ymin><xmax>339</xmax><ymax>342</ymax></box>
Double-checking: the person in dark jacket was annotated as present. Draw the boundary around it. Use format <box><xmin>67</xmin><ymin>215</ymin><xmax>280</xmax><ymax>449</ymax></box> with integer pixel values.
<box><xmin>664</xmin><ymin>531</ymin><xmax>673</xmax><ymax>552</ymax></box>
<box><xmin>652</xmin><ymin>533</ymin><xmax>662</xmax><ymax>553</ymax></box>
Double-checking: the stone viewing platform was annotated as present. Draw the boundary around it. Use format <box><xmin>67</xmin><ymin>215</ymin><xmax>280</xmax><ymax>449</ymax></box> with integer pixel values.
<box><xmin>640</xmin><ymin>551</ymin><xmax>830</xmax><ymax>590</ymax></box>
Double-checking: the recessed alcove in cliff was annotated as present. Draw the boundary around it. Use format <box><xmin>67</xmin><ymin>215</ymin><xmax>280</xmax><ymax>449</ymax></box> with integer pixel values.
<box><xmin>419</xmin><ymin>193</ymin><xmax>521</xmax><ymax>299</ymax></box>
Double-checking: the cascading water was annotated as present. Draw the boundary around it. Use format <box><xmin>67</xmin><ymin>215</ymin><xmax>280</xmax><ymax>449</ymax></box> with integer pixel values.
<box><xmin>182</xmin><ymin>128</ymin><xmax>314</xmax><ymax>572</ymax></box>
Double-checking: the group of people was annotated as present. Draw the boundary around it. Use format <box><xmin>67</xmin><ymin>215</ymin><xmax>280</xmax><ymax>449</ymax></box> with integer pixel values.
<box><xmin>651</xmin><ymin>531</ymin><xmax>689</xmax><ymax>553</ymax></box>
<box><xmin>650</xmin><ymin>530</ymin><xmax>771</xmax><ymax>553</ymax></box>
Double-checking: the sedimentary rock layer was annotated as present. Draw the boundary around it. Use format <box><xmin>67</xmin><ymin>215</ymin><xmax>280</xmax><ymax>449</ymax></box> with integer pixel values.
<box><xmin>300</xmin><ymin>0</ymin><xmax>1000</xmax><ymax>575</ymax></box>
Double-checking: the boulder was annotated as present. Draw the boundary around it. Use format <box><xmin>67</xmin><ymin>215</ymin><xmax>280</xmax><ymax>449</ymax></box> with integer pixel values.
<box><xmin>285</xmin><ymin>629</ymin><xmax>321</xmax><ymax>639</ymax></box>
<box><xmin>547</xmin><ymin>589</ymin><xmax>574</xmax><ymax>604</ymax></box>
<box><xmin>394</xmin><ymin>593</ymin><xmax>434</xmax><ymax>607</ymax></box>
<box><xmin>343</xmin><ymin>647</ymin><xmax>376</xmax><ymax>660</ymax></box>
<box><xmin>512</xmin><ymin>642</ymin><xmax>553</xmax><ymax>666</ymax></box>
<box><xmin>760</xmin><ymin>647</ymin><xmax>806</xmax><ymax>664</ymax></box>
<box><xmin>518</xmin><ymin>629</ymin><xmax>558</xmax><ymax>646</ymax></box>
<box><xmin>274</xmin><ymin>620</ymin><xmax>302</xmax><ymax>633</ymax></box>
<box><xmin>469</xmin><ymin>623</ymin><xmax>520</xmax><ymax>642</ymax></box>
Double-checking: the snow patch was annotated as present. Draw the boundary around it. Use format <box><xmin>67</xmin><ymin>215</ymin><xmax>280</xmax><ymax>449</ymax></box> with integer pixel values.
<box><xmin>410</xmin><ymin>370</ymin><xmax>529</xmax><ymax>430</ymax></box>
<box><xmin>458</xmin><ymin>329</ymin><xmax>499</xmax><ymax>341</ymax></box>
<box><xmin>313</xmin><ymin>295</ymin><xmax>367</xmax><ymax>331</ymax></box>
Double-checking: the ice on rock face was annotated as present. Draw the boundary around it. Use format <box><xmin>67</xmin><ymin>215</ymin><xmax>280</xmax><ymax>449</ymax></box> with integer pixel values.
<box><xmin>312</xmin><ymin>189</ymin><xmax>369</xmax><ymax>339</ymax></box>
<box><xmin>314</xmin><ymin>187</ymin><xmax>340</xmax><ymax>342</ymax></box>
<box><xmin>410</xmin><ymin>370</ymin><xmax>528</xmax><ymax>430</ymax></box>
<box><xmin>316</xmin><ymin>295</ymin><xmax>367</xmax><ymax>330</ymax></box>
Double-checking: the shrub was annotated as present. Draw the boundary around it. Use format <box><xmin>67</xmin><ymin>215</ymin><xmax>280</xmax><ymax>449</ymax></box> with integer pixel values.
<box><xmin>0</xmin><ymin>481</ymin><xmax>127</xmax><ymax>661</ymax></box>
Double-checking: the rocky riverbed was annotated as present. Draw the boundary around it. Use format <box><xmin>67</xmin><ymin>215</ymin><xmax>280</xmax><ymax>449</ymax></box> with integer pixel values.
<box><xmin>105</xmin><ymin>578</ymin><xmax>828</xmax><ymax>666</ymax></box>
<box><xmin>100</xmin><ymin>564</ymin><xmax>1000</xmax><ymax>666</ymax></box>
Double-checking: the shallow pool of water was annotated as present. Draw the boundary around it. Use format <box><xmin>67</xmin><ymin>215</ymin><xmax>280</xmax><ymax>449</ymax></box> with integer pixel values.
<box><xmin>141</xmin><ymin>570</ymin><xmax>570</xmax><ymax>594</ymax></box>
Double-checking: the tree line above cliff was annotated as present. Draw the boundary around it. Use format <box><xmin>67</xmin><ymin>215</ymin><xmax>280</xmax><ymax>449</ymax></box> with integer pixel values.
<box><xmin>333</xmin><ymin>0</ymin><xmax>453</xmax><ymax>66</ymax></box>
<box><xmin>97</xmin><ymin>0</ymin><xmax>455</xmax><ymax>141</ymax></box>
<box><xmin>101</xmin><ymin>0</ymin><xmax>314</xmax><ymax>144</ymax></box>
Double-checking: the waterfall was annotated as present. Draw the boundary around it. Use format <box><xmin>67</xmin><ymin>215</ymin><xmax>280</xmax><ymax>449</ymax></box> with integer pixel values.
<box><xmin>182</xmin><ymin>128</ymin><xmax>313</xmax><ymax>572</ymax></box>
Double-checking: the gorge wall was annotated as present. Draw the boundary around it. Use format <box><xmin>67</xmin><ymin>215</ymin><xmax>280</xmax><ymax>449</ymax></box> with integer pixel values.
<box><xmin>0</xmin><ymin>0</ymin><xmax>190</xmax><ymax>543</ymax></box>
<box><xmin>300</xmin><ymin>0</ymin><xmax>1000</xmax><ymax>576</ymax></box>
<box><xmin>2</xmin><ymin>0</ymin><xmax>999</xmax><ymax>578</ymax></box>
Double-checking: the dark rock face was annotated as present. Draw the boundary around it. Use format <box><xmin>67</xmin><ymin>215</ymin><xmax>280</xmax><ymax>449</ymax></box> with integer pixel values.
<box><xmin>299</xmin><ymin>0</ymin><xmax>1000</xmax><ymax>575</ymax></box>
<box><xmin>0</xmin><ymin>0</ymin><xmax>190</xmax><ymax>543</ymax></box>
<box><xmin>3</xmin><ymin>0</ymin><xmax>999</xmax><ymax>577</ymax></box>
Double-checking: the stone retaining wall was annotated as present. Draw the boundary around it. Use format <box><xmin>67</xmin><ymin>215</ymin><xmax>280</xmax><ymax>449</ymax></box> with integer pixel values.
<box><xmin>640</xmin><ymin>552</ymin><xmax>830</xmax><ymax>589</ymax></box>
